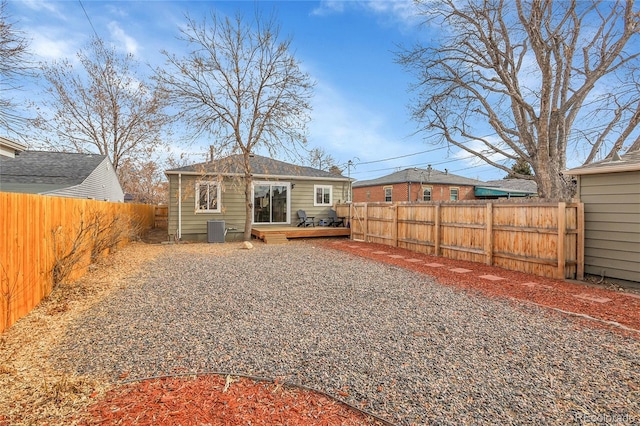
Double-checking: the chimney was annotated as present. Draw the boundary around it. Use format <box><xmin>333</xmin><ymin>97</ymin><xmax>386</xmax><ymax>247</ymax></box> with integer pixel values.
<box><xmin>445</xmin><ymin>168</ymin><xmax>448</xmax><ymax>175</ymax></box>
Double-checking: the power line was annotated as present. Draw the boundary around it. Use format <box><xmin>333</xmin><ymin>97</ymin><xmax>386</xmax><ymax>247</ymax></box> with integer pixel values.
<box><xmin>78</xmin><ymin>0</ymin><xmax>101</xmax><ymax>40</ymax></box>
<box><xmin>355</xmin><ymin>145</ymin><xmax>447</xmax><ymax>165</ymax></box>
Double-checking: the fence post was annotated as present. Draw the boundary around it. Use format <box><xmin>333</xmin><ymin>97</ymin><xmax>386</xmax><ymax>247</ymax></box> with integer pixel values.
<box><xmin>392</xmin><ymin>204</ymin><xmax>398</xmax><ymax>247</ymax></box>
<box><xmin>434</xmin><ymin>203</ymin><xmax>441</xmax><ymax>256</ymax></box>
<box><xmin>486</xmin><ymin>203</ymin><xmax>493</xmax><ymax>265</ymax></box>
<box><xmin>557</xmin><ymin>202</ymin><xmax>566</xmax><ymax>279</ymax></box>
<box><xmin>576</xmin><ymin>202</ymin><xmax>585</xmax><ymax>280</ymax></box>
<box><xmin>363</xmin><ymin>203</ymin><xmax>368</xmax><ymax>243</ymax></box>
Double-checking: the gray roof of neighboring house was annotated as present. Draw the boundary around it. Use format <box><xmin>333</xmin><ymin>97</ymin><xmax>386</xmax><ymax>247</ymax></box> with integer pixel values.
<box><xmin>480</xmin><ymin>178</ymin><xmax>538</xmax><ymax>194</ymax></box>
<box><xmin>564</xmin><ymin>149</ymin><xmax>640</xmax><ymax>175</ymax></box>
<box><xmin>166</xmin><ymin>154</ymin><xmax>349</xmax><ymax>180</ymax></box>
<box><xmin>0</xmin><ymin>151</ymin><xmax>107</xmax><ymax>193</ymax></box>
<box><xmin>352</xmin><ymin>167</ymin><xmax>483</xmax><ymax>188</ymax></box>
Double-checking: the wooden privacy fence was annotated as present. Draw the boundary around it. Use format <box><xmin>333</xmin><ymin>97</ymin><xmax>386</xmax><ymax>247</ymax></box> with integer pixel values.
<box><xmin>341</xmin><ymin>201</ymin><xmax>584</xmax><ymax>281</ymax></box>
<box><xmin>0</xmin><ymin>192</ymin><xmax>156</xmax><ymax>333</ymax></box>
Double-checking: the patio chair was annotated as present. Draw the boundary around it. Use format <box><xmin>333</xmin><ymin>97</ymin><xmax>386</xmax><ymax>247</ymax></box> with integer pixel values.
<box><xmin>297</xmin><ymin>209</ymin><xmax>315</xmax><ymax>227</ymax></box>
<box><xmin>328</xmin><ymin>209</ymin><xmax>345</xmax><ymax>227</ymax></box>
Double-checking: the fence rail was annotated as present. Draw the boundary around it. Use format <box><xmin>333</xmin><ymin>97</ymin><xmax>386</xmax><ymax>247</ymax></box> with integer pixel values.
<box><xmin>339</xmin><ymin>201</ymin><xmax>584</xmax><ymax>280</ymax></box>
<box><xmin>1</xmin><ymin>192</ymin><xmax>156</xmax><ymax>333</ymax></box>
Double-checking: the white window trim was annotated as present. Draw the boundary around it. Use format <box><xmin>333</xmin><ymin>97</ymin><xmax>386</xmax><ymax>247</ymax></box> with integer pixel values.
<box><xmin>422</xmin><ymin>186</ymin><xmax>432</xmax><ymax>201</ymax></box>
<box><xmin>450</xmin><ymin>187</ymin><xmax>459</xmax><ymax>201</ymax></box>
<box><xmin>195</xmin><ymin>180</ymin><xmax>222</xmax><ymax>213</ymax></box>
<box><xmin>252</xmin><ymin>181</ymin><xmax>292</xmax><ymax>225</ymax></box>
<box><xmin>384</xmin><ymin>186</ymin><xmax>392</xmax><ymax>202</ymax></box>
<box><xmin>314</xmin><ymin>184</ymin><xmax>333</xmax><ymax>206</ymax></box>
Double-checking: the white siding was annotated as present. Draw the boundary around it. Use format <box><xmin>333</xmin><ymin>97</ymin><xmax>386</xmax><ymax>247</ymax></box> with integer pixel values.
<box><xmin>45</xmin><ymin>157</ymin><xmax>124</xmax><ymax>202</ymax></box>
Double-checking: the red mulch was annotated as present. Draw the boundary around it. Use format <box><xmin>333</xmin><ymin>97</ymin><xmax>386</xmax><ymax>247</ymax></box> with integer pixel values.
<box><xmin>78</xmin><ymin>375</ymin><xmax>388</xmax><ymax>425</ymax></box>
<box><xmin>77</xmin><ymin>239</ymin><xmax>639</xmax><ymax>425</ymax></box>
<box><xmin>321</xmin><ymin>240</ymin><xmax>640</xmax><ymax>334</ymax></box>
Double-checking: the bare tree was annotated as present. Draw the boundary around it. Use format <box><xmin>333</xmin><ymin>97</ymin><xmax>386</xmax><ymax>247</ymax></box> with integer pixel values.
<box><xmin>307</xmin><ymin>147</ymin><xmax>337</xmax><ymax>171</ymax></box>
<box><xmin>0</xmin><ymin>0</ymin><xmax>31</xmax><ymax>136</ymax></box>
<box><xmin>156</xmin><ymin>11</ymin><xmax>314</xmax><ymax>241</ymax></box>
<box><xmin>118</xmin><ymin>158</ymin><xmax>168</xmax><ymax>204</ymax></box>
<box><xmin>398</xmin><ymin>0</ymin><xmax>640</xmax><ymax>199</ymax></box>
<box><xmin>33</xmin><ymin>37</ymin><xmax>170</xmax><ymax>172</ymax></box>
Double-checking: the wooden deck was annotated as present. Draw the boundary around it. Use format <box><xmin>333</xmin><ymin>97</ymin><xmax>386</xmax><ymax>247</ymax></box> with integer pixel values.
<box><xmin>251</xmin><ymin>225</ymin><xmax>351</xmax><ymax>244</ymax></box>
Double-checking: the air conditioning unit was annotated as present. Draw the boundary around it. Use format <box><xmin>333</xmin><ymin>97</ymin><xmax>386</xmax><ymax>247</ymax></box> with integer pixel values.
<box><xmin>207</xmin><ymin>220</ymin><xmax>225</xmax><ymax>243</ymax></box>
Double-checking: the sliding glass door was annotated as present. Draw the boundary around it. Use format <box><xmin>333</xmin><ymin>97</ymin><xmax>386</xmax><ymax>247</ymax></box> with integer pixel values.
<box><xmin>253</xmin><ymin>182</ymin><xmax>290</xmax><ymax>224</ymax></box>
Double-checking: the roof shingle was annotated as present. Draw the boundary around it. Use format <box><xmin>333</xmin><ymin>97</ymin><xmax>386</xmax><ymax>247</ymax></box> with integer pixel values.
<box><xmin>352</xmin><ymin>167</ymin><xmax>482</xmax><ymax>188</ymax></box>
<box><xmin>166</xmin><ymin>154</ymin><xmax>347</xmax><ymax>179</ymax></box>
<box><xmin>0</xmin><ymin>151</ymin><xmax>107</xmax><ymax>186</ymax></box>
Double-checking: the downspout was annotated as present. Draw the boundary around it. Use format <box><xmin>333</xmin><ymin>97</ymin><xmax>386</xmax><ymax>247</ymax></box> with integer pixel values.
<box><xmin>178</xmin><ymin>173</ymin><xmax>182</xmax><ymax>240</ymax></box>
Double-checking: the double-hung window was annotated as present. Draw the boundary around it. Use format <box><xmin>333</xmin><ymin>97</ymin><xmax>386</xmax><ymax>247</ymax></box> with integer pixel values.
<box><xmin>450</xmin><ymin>187</ymin><xmax>459</xmax><ymax>201</ymax></box>
<box><xmin>196</xmin><ymin>181</ymin><xmax>221</xmax><ymax>213</ymax></box>
<box><xmin>384</xmin><ymin>186</ymin><xmax>392</xmax><ymax>202</ymax></box>
<box><xmin>314</xmin><ymin>185</ymin><xmax>333</xmax><ymax>206</ymax></box>
<box><xmin>422</xmin><ymin>187</ymin><xmax>432</xmax><ymax>201</ymax></box>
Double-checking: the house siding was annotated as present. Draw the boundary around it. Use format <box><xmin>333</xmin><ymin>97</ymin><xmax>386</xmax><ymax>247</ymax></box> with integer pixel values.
<box><xmin>353</xmin><ymin>183</ymin><xmax>475</xmax><ymax>203</ymax></box>
<box><xmin>578</xmin><ymin>171</ymin><xmax>640</xmax><ymax>282</ymax></box>
<box><xmin>168</xmin><ymin>174</ymin><xmax>350</xmax><ymax>241</ymax></box>
<box><xmin>44</xmin><ymin>157</ymin><xmax>124</xmax><ymax>202</ymax></box>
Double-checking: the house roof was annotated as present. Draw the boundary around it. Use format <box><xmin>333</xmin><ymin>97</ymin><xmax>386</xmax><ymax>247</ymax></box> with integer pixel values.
<box><xmin>0</xmin><ymin>151</ymin><xmax>107</xmax><ymax>193</ymax></box>
<box><xmin>166</xmin><ymin>154</ymin><xmax>349</xmax><ymax>180</ymax></box>
<box><xmin>474</xmin><ymin>178</ymin><xmax>538</xmax><ymax>197</ymax></box>
<box><xmin>480</xmin><ymin>178</ymin><xmax>538</xmax><ymax>193</ymax></box>
<box><xmin>564</xmin><ymin>149</ymin><xmax>640</xmax><ymax>175</ymax></box>
<box><xmin>0</xmin><ymin>136</ymin><xmax>28</xmax><ymax>157</ymax></box>
<box><xmin>352</xmin><ymin>167</ymin><xmax>482</xmax><ymax>188</ymax></box>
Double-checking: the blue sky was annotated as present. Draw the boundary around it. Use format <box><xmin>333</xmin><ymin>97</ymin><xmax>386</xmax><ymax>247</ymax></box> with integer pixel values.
<box><xmin>7</xmin><ymin>0</ymin><xmax>510</xmax><ymax>182</ymax></box>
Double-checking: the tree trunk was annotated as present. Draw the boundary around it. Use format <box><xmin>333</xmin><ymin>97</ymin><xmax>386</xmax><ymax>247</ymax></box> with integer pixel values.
<box><xmin>534</xmin><ymin>159</ymin><xmax>573</xmax><ymax>200</ymax></box>
<box><xmin>243</xmin><ymin>173</ymin><xmax>253</xmax><ymax>241</ymax></box>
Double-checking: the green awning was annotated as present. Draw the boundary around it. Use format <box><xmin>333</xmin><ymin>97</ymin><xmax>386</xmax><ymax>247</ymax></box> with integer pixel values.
<box><xmin>474</xmin><ymin>187</ymin><xmax>532</xmax><ymax>198</ymax></box>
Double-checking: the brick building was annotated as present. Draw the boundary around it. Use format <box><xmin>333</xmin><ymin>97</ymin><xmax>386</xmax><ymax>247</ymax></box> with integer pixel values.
<box><xmin>352</xmin><ymin>166</ymin><xmax>482</xmax><ymax>203</ymax></box>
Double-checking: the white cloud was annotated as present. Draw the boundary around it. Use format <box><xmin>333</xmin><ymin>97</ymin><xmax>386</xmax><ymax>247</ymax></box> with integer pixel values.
<box><xmin>20</xmin><ymin>0</ymin><xmax>66</xmax><ymax>20</ymax></box>
<box><xmin>108</xmin><ymin>21</ymin><xmax>139</xmax><ymax>55</ymax></box>
<box><xmin>312</xmin><ymin>0</ymin><xmax>420</xmax><ymax>27</ymax></box>
<box><xmin>30</xmin><ymin>32</ymin><xmax>76</xmax><ymax>61</ymax></box>
<box><xmin>311</xmin><ymin>1</ymin><xmax>346</xmax><ymax>16</ymax></box>
<box><xmin>308</xmin><ymin>79</ymin><xmax>422</xmax><ymax>170</ymax></box>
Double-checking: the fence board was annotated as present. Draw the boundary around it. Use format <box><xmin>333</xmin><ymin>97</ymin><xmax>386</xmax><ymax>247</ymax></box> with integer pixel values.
<box><xmin>1</xmin><ymin>193</ymin><xmax>155</xmax><ymax>333</ymax></box>
<box><xmin>341</xmin><ymin>201</ymin><xmax>583</xmax><ymax>281</ymax></box>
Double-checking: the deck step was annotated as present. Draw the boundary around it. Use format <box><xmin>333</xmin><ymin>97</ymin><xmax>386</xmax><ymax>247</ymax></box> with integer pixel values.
<box><xmin>263</xmin><ymin>233</ymin><xmax>288</xmax><ymax>244</ymax></box>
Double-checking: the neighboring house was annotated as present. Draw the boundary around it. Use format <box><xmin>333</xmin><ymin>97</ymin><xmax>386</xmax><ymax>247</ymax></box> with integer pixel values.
<box><xmin>0</xmin><ymin>136</ymin><xmax>27</xmax><ymax>158</ymax></box>
<box><xmin>352</xmin><ymin>166</ymin><xmax>482</xmax><ymax>203</ymax></box>
<box><xmin>0</xmin><ymin>151</ymin><xmax>124</xmax><ymax>202</ymax></box>
<box><xmin>165</xmin><ymin>154</ymin><xmax>352</xmax><ymax>242</ymax></box>
<box><xmin>474</xmin><ymin>178</ymin><xmax>538</xmax><ymax>199</ymax></box>
<box><xmin>565</xmin><ymin>150</ymin><xmax>640</xmax><ymax>283</ymax></box>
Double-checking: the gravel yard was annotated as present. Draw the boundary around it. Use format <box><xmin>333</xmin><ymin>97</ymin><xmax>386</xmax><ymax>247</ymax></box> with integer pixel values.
<box><xmin>48</xmin><ymin>241</ymin><xmax>639</xmax><ymax>425</ymax></box>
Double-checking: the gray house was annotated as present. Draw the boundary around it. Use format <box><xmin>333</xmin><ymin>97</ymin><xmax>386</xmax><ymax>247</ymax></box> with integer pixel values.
<box><xmin>165</xmin><ymin>154</ymin><xmax>351</xmax><ymax>242</ymax></box>
<box><xmin>0</xmin><ymin>151</ymin><xmax>124</xmax><ymax>202</ymax></box>
<box><xmin>565</xmin><ymin>150</ymin><xmax>640</xmax><ymax>283</ymax></box>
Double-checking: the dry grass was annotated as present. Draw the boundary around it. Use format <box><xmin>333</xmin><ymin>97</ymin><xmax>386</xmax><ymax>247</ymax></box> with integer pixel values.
<box><xmin>0</xmin><ymin>242</ymin><xmax>166</xmax><ymax>425</ymax></box>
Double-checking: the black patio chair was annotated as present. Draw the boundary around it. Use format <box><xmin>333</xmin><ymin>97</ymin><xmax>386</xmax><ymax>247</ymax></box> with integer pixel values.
<box><xmin>297</xmin><ymin>209</ymin><xmax>315</xmax><ymax>227</ymax></box>
<box><xmin>328</xmin><ymin>209</ymin><xmax>345</xmax><ymax>227</ymax></box>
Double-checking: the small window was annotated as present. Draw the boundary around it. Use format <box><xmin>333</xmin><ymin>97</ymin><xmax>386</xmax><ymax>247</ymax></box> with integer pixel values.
<box><xmin>422</xmin><ymin>187</ymin><xmax>432</xmax><ymax>201</ymax></box>
<box><xmin>450</xmin><ymin>187</ymin><xmax>459</xmax><ymax>201</ymax></box>
<box><xmin>196</xmin><ymin>181</ymin><xmax>221</xmax><ymax>213</ymax></box>
<box><xmin>314</xmin><ymin>185</ymin><xmax>332</xmax><ymax>206</ymax></box>
<box><xmin>384</xmin><ymin>186</ymin><xmax>392</xmax><ymax>202</ymax></box>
